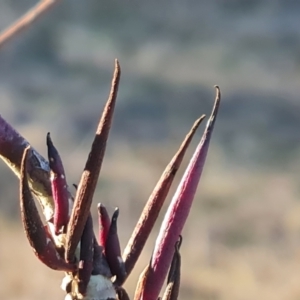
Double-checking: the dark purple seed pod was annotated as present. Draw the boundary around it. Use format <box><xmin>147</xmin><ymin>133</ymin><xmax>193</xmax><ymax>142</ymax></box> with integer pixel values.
<box><xmin>20</xmin><ymin>146</ymin><xmax>76</xmax><ymax>272</ymax></box>
<box><xmin>98</xmin><ymin>203</ymin><xmax>111</xmax><ymax>248</ymax></box>
<box><xmin>78</xmin><ymin>215</ymin><xmax>94</xmax><ymax>295</ymax></box>
<box><xmin>105</xmin><ymin>207</ymin><xmax>126</xmax><ymax>283</ymax></box>
<box><xmin>47</xmin><ymin>133</ymin><xmax>69</xmax><ymax>234</ymax></box>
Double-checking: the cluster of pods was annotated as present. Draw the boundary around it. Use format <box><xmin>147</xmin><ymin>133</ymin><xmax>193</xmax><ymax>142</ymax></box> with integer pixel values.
<box><xmin>0</xmin><ymin>60</ymin><xmax>220</xmax><ymax>299</ymax></box>
<box><xmin>0</xmin><ymin>2</ymin><xmax>221</xmax><ymax>299</ymax></box>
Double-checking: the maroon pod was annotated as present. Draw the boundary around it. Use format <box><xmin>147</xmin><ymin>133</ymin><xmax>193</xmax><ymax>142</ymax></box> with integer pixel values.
<box><xmin>105</xmin><ymin>208</ymin><xmax>126</xmax><ymax>283</ymax></box>
<box><xmin>139</xmin><ymin>86</ymin><xmax>221</xmax><ymax>300</ymax></box>
<box><xmin>98</xmin><ymin>203</ymin><xmax>111</xmax><ymax>248</ymax></box>
<box><xmin>47</xmin><ymin>133</ymin><xmax>69</xmax><ymax>234</ymax></box>
<box><xmin>20</xmin><ymin>146</ymin><xmax>76</xmax><ymax>272</ymax></box>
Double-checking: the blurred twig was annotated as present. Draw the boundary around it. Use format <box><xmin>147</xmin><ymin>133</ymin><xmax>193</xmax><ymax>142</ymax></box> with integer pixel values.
<box><xmin>0</xmin><ymin>0</ymin><xmax>61</xmax><ymax>48</ymax></box>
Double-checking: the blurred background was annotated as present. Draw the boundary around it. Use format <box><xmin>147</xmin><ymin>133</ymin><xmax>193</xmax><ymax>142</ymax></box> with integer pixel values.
<box><xmin>1</xmin><ymin>1</ymin><xmax>300</xmax><ymax>299</ymax></box>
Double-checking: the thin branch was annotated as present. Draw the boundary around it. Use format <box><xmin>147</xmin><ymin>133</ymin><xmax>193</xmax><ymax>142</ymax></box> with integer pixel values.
<box><xmin>0</xmin><ymin>0</ymin><xmax>61</xmax><ymax>49</ymax></box>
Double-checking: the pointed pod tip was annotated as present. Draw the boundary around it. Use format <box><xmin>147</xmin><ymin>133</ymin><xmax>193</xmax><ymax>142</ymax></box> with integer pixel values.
<box><xmin>112</xmin><ymin>207</ymin><xmax>119</xmax><ymax>221</ymax></box>
<box><xmin>46</xmin><ymin>132</ymin><xmax>52</xmax><ymax>145</ymax></box>
<box><xmin>112</xmin><ymin>59</ymin><xmax>121</xmax><ymax>88</ymax></box>
<box><xmin>114</xmin><ymin>59</ymin><xmax>121</xmax><ymax>75</ymax></box>
<box><xmin>46</xmin><ymin>132</ymin><xmax>56</xmax><ymax>162</ymax></box>
<box><xmin>97</xmin><ymin>202</ymin><xmax>107</xmax><ymax>213</ymax></box>
<box><xmin>206</xmin><ymin>85</ymin><xmax>221</xmax><ymax>129</ymax></box>
<box><xmin>193</xmin><ymin>114</ymin><xmax>206</xmax><ymax>129</ymax></box>
<box><xmin>214</xmin><ymin>85</ymin><xmax>221</xmax><ymax>102</ymax></box>
<box><xmin>97</xmin><ymin>203</ymin><xmax>108</xmax><ymax>214</ymax></box>
<box><xmin>176</xmin><ymin>235</ymin><xmax>182</xmax><ymax>251</ymax></box>
<box><xmin>178</xmin><ymin>114</ymin><xmax>206</xmax><ymax>155</ymax></box>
